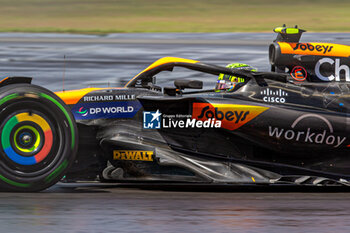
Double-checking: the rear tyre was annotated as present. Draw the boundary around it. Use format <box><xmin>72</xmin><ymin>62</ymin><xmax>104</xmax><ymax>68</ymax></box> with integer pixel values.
<box><xmin>0</xmin><ymin>84</ymin><xmax>78</xmax><ymax>191</ymax></box>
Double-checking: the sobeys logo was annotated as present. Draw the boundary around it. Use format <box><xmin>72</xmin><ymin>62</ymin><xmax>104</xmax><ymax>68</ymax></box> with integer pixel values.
<box><xmin>292</xmin><ymin>43</ymin><xmax>333</xmax><ymax>54</ymax></box>
<box><xmin>113</xmin><ymin>150</ymin><xmax>154</xmax><ymax>161</ymax></box>
<box><xmin>192</xmin><ymin>103</ymin><xmax>268</xmax><ymax>130</ymax></box>
<box><xmin>268</xmin><ymin>113</ymin><xmax>346</xmax><ymax>148</ymax></box>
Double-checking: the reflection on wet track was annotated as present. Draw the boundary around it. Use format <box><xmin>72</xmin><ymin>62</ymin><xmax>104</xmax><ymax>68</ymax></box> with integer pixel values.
<box><xmin>1</xmin><ymin>184</ymin><xmax>350</xmax><ymax>233</ymax></box>
<box><xmin>1</xmin><ymin>33</ymin><xmax>350</xmax><ymax>232</ymax></box>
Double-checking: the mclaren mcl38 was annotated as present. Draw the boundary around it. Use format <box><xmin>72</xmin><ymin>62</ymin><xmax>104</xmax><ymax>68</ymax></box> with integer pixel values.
<box><xmin>1</xmin><ymin>26</ymin><xmax>350</xmax><ymax>191</ymax></box>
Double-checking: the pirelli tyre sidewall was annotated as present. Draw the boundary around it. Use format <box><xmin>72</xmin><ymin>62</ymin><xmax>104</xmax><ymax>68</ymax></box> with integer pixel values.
<box><xmin>0</xmin><ymin>84</ymin><xmax>78</xmax><ymax>191</ymax></box>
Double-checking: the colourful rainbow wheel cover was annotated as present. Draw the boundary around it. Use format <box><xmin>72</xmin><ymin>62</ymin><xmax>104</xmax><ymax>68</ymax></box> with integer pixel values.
<box><xmin>1</xmin><ymin>112</ymin><xmax>53</xmax><ymax>165</ymax></box>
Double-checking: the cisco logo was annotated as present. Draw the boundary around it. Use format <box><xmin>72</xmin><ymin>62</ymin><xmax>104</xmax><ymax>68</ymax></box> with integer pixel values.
<box><xmin>260</xmin><ymin>88</ymin><xmax>288</xmax><ymax>103</ymax></box>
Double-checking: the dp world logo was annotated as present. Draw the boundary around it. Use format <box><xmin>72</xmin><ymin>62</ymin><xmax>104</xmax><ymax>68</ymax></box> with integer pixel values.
<box><xmin>143</xmin><ymin>110</ymin><xmax>162</xmax><ymax>129</ymax></box>
<box><xmin>76</xmin><ymin>107</ymin><xmax>88</xmax><ymax>117</ymax></box>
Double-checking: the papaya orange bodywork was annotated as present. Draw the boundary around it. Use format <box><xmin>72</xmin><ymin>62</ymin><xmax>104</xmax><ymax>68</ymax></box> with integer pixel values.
<box><xmin>55</xmin><ymin>57</ymin><xmax>199</xmax><ymax>105</ymax></box>
<box><xmin>278</xmin><ymin>42</ymin><xmax>350</xmax><ymax>57</ymax></box>
<box><xmin>55</xmin><ymin>88</ymin><xmax>116</xmax><ymax>105</ymax></box>
<box><xmin>125</xmin><ymin>57</ymin><xmax>199</xmax><ymax>87</ymax></box>
<box><xmin>138</xmin><ymin>57</ymin><xmax>199</xmax><ymax>73</ymax></box>
<box><xmin>0</xmin><ymin>77</ymin><xmax>9</xmax><ymax>84</ymax></box>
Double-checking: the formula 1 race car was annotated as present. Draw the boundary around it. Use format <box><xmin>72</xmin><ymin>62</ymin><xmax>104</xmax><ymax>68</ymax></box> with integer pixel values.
<box><xmin>1</xmin><ymin>27</ymin><xmax>350</xmax><ymax>191</ymax></box>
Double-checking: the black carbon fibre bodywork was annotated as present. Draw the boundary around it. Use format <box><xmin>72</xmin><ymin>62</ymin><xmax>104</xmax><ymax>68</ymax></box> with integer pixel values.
<box><xmin>64</xmin><ymin>57</ymin><xmax>350</xmax><ymax>186</ymax></box>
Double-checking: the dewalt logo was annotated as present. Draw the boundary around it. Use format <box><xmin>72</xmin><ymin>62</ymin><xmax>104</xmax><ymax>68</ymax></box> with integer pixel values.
<box><xmin>113</xmin><ymin>150</ymin><xmax>154</xmax><ymax>161</ymax></box>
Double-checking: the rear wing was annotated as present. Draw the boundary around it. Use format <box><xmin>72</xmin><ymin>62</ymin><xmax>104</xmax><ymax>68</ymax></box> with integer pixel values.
<box><xmin>273</xmin><ymin>24</ymin><xmax>306</xmax><ymax>43</ymax></box>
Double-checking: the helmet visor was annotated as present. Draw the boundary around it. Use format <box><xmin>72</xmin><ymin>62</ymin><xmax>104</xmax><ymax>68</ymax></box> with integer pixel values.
<box><xmin>215</xmin><ymin>80</ymin><xmax>236</xmax><ymax>91</ymax></box>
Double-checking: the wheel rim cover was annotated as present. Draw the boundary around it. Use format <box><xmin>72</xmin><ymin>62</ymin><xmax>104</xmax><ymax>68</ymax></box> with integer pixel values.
<box><xmin>1</xmin><ymin>112</ymin><xmax>53</xmax><ymax>165</ymax></box>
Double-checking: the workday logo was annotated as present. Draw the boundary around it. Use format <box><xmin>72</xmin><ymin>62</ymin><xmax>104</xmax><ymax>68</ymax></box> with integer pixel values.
<box><xmin>268</xmin><ymin>113</ymin><xmax>346</xmax><ymax>148</ymax></box>
<box><xmin>76</xmin><ymin>107</ymin><xmax>88</xmax><ymax>117</ymax></box>
<box><xmin>143</xmin><ymin>110</ymin><xmax>162</xmax><ymax>129</ymax></box>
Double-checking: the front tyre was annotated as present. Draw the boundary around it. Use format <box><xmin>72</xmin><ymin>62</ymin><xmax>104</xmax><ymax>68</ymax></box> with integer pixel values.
<box><xmin>0</xmin><ymin>84</ymin><xmax>78</xmax><ymax>191</ymax></box>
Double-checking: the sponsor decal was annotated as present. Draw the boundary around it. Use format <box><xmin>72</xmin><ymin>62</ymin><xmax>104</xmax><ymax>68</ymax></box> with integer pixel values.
<box><xmin>143</xmin><ymin>110</ymin><xmax>162</xmax><ymax>129</ymax></box>
<box><xmin>115</xmin><ymin>95</ymin><xmax>135</xmax><ymax>100</ymax></box>
<box><xmin>83</xmin><ymin>94</ymin><xmax>136</xmax><ymax>102</ymax></box>
<box><xmin>113</xmin><ymin>150</ymin><xmax>154</xmax><ymax>161</ymax></box>
<box><xmin>291</xmin><ymin>66</ymin><xmax>307</xmax><ymax>82</ymax></box>
<box><xmin>72</xmin><ymin>101</ymin><xmax>141</xmax><ymax>120</ymax></box>
<box><xmin>279</xmin><ymin>42</ymin><xmax>350</xmax><ymax>57</ymax></box>
<box><xmin>268</xmin><ymin>113</ymin><xmax>346</xmax><ymax>148</ymax></box>
<box><xmin>89</xmin><ymin>106</ymin><xmax>133</xmax><ymax>114</ymax></box>
<box><xmin>260</xmin><ymin>88</ymin><xmax>288</xmax><ymax>103</ymax></box>
<box><xmin>84</xmin><ymin>95</ymin><xmax>113</xmax><ymax>102</ymax></box>
<box><xmin>76</xmin><ymin>107</ymin><xmax>88</xmax><ymax>116</ymax></box>
<box><xmin>293</xmin><ymin>43</ymin><xmax>333</xmax><ymax>54</ymax></box>
<box><xmin>192</xmin><ymin>103</ymin><xmax>268</xmax><ymax>131</ymax></box>
<box><xmin>315</xmin><ymin>58</ymin><xmax>350</xmax><ymax>81</ymax></box>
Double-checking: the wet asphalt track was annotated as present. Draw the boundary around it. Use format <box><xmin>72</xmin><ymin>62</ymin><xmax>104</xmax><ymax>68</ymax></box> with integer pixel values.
<box><xmin>1</xmin><ymin>33</ymin><xmax>350</xmax><ymax>232</ymax></box>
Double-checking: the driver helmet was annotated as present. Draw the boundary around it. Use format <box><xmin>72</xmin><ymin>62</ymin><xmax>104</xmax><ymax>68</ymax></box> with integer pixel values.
<box><xmin>215</xmin><ymin>63</ymin><xmax>257</xmax><ymax>92</ymax></box>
